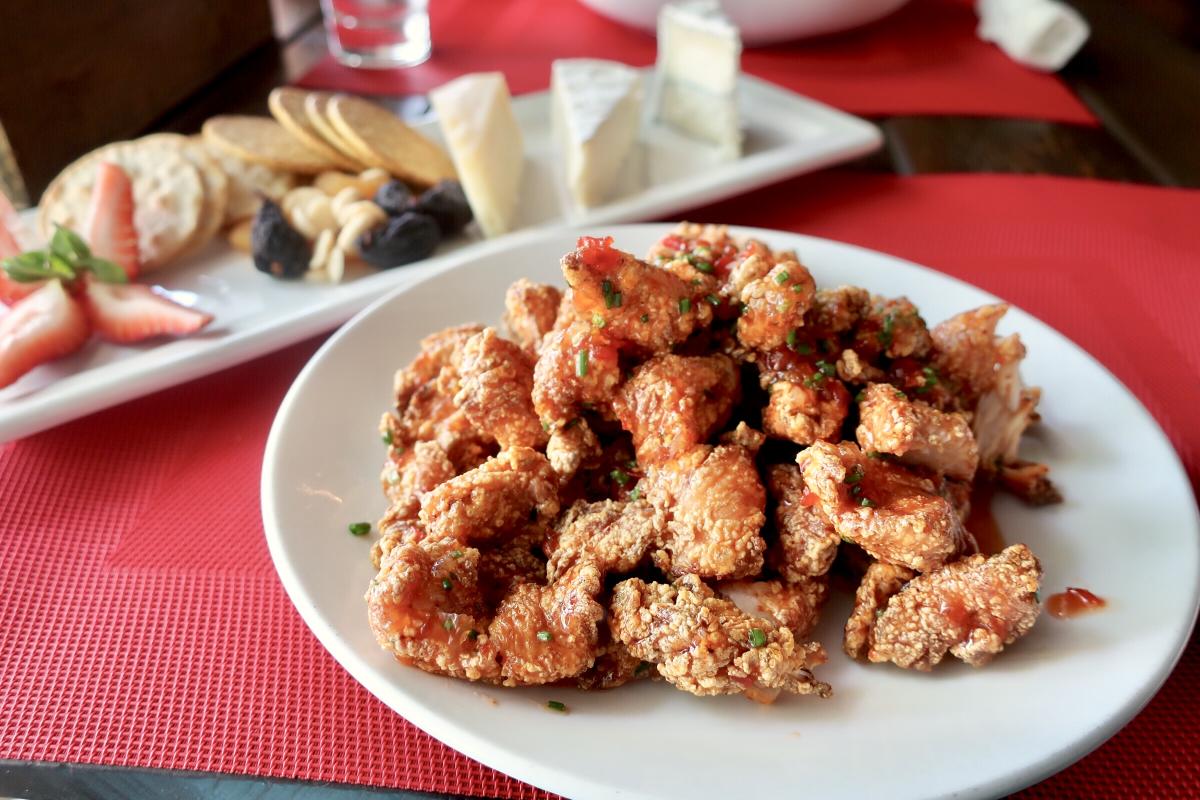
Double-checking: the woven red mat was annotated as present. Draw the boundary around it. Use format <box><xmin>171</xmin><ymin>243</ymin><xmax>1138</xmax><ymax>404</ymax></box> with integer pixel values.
<box><xmin>295</xmin><ymin>0</ymin><xmax>1096</xmax><ymax>124</ymax></box>
<box><xmin>2</xmin><ymin>173</ymin><xmax>1197</xmax><ymax>798</ymax></box>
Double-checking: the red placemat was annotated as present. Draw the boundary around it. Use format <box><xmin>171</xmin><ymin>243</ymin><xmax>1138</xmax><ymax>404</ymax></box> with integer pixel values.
<box><xmin>2</xmin><ymin>173</ymin><xmax>1197</xmax><ymax>799</ymax></box>
<box><xmin>295</xmin><ymin>0</ymin><xmax>1097</xmax><ymax>124</ymax></box>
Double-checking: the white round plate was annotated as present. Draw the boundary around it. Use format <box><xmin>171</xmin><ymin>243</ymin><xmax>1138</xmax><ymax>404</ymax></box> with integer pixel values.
<box><xmin>263</xmin><ymin>224</ymin><xmax>1199</xmax><ymax>800</ymax></box>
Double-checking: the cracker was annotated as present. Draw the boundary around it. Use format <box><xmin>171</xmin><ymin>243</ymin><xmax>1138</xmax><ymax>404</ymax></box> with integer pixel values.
<box><xmin>305</xmin><ymin>92</ymin><xmax>381</xmax><ymax>168</ymax></box>
<box><xmin>199</xmin><ymin>137</ymin><xmax>297</xmax><ymax>224</ymax></box>
<box><xmin>141</xmin><ymin>133</ymin><xmax>228</xmax><ymax>256</ymax></box>
<box><xmin>268</xmin><ymin>88</ymin><xmax>365</xmax><ymax>173</ymax></box>
<box><xmin>202</xmin><ymin>115</ymin><xmax>338</xmax><ymax>175</ymax></box>
<box><xmin>327</xmin><ymin>95</ymin><xmax>457</xmax><ymax>189</ymax></box>
<box><xmin>38</xmin><ymin>138</ymin><xmax>204</xmax><ymax>271</ymax></box>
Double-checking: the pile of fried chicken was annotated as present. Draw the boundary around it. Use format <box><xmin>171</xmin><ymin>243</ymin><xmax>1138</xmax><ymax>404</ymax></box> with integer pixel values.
<box><xmin>366</xmin><ymin>224</ymin><xmax>1059</xmax><ymax>704</ymax></box>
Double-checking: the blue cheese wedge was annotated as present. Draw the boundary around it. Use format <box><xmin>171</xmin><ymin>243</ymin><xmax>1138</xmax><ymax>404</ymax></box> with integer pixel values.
<box><xmin>651</xmin><ymin>0</ymin><xmax>742</xmax><ymax>159</ymax></box>
<box><xmin>429</xmin><ymin>72</ymin><xmax>524</xmax><ymax>238</ymax></box>
<box><xmin>551</xmin><ymin>59</ymin><xmax>643</xmax><ymax>209</ymax></box>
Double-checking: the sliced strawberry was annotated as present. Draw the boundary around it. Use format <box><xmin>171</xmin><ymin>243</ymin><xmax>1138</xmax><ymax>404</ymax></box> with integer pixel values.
<box><xmin>0</xmin><ymin>279</ymin><xmax>91</xmax><ymax>389</ymax></box>
<box><xmin>0</xmin><ymin>272</ymin><xmax>44</xmax><ymax>306</ymax></box>
<box><xmin>0</xmin><ymin>191</ymin><xmax>19</xmax><ymax>259</ymax></box>
<box><xmin>85</xmin><ymin>162</ymin><xmax>139</xmax><ymax>279</ymax></box>
<box><xmin>80</xmin><ymin>279</ymin><xmax>212</xmax><ymax>343</ymax></box>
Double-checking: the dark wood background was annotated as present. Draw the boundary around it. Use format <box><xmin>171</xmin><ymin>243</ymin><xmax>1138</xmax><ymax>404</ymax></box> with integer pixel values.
<box><xmin>0</xmin><ymin>0</ymin><xmax>1198</xmax><ymax>797</ymax></box>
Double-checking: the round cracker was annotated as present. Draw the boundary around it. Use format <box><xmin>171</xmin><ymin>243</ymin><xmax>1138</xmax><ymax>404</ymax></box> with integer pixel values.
<box><xmin>197</xmin><ymin>136</ymin><xmax>298</xmax><ymax>224</ymax></box>
<box><xmin>38</xmin><ymin>138</ymin><xmax>204</xmax><ymax>271</ymax></box>
<box><xmin>304</xmin><ymin>92</ymin><xmax>379</xmax><ymax>168</ymax></box>
<box><xmin>269</xmin><ymin>88</ymin><xmax>365</xmax><ymax>173</ymax></box>
<box><xmin>141</xmin><ymin>133</ymin><xmax>228</xmax><ymax>256</ymax></box>
<box><xmin>327</xmin><ymin>94</ymin><xmax>457</xmax><ymax>189</ymax></box>
<box><xmin>202</xmin><ymin>115</ymin><xmax>337</xmax><ymax>175</ymax></box>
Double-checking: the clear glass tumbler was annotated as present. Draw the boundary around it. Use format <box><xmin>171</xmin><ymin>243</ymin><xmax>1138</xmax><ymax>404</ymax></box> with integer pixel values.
<box><xmin>320</xmin><ymin>0</ymin><xmax>431</xmax><ymax>69</ymax></box>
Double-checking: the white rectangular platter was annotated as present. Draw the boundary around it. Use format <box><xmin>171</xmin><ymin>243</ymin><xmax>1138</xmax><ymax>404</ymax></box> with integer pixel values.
<box><xmin>0</xmin><ymin>72</ymin><xmax>880</xmax><ymax>442</ymax></box>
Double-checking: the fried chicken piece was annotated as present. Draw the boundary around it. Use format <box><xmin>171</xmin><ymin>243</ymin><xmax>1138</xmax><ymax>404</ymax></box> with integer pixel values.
<box><xmin>370</xmin><ymin>517</ymin><xmax>427</xmax><ymax>569</ymax></box>
<box><xmin>531</xmin><ymin>321</ymin><xmax>622</xmax><ymax>427</ymax></box>
<box><xmin>419</xmin><ymin>447</ymin><xmax>560</xmax><ymax>543</ymax></box>
<box><xmin>721</xmin><ymin>577</ymin><xmax>830</xmax><ymax>640</ymax></box>
<box><xmin>545</xmin><ymin>418</ymin><xmax>602</xmax><ymax>485</ymax></box>
<box><xmin>931</xmin><ymin>303</ymin><xmax>1009</xmax><ymax>402</ymax></box>
<box><xmin>610</xmin><ymin>575</ymin><xmax>831</xmax><ymax>702</ymax></box>
<box><xmin>454</xmin><ymin>328</ymin><xmax>547</xmax><ymax>449</ymax></box>
<box><xmin>852</xmin><ymin>297</ymin><xmax>933</xmax><ymax>361</ymax></box>
<box><xmin>547</xmin><ymin>499</ymin><xmax>663</xmax><ymax>581</ymax></box>
<box><xmin>855</xmin><ymin>382</ymin><xmax>979</xmax><ymax>481</ymax></box>
<box><xmin>758</xmin><ymin>351</ymin><xmax>850</xmax><ymax>445</ymax></box>
<box><xmin>868</xmin><ymin>544</ymin><xmax>1042</xmax><ymax>670</ymax></box>
<box><xmin>973</xmin><ymin>334</ymin><xmax>1041</xmax><ymax>472</ymax></box>
<box><xmin>720</xmin><ymin>421</ymin><xmax>766</xmax><ymax>452</ymax></box>
<box><xmin>798</xmin><ymin>441</ymin><xmax>974</xmax><ymax>573</ymax></box>
<box><xmin>366</xmin><ymin>536</ymin><xmax>501</xmax><ymax>682</ymax></box>
<box><xmin>612</xmin><ymin>353</ymin><xmax>739</xmax><ymax>465</ymax></box>
<box><xmin>503</xmin><ymin>278</ymin><xmax>561</xmax><ymax>355</ymax></box>
<box><xmin>574</xmin><ymin>639</ymin><xmax>651</xmax><ymax>690</ymax></box>
<box><xmin>998</xmin><ymin>460</ymin><xmax>1063</xmax><ymax>505</ymax></box>
<box><xmin>736</xmin><ymin>261</ymin><xmax>816</xmax><ymax>351</ymax></box>
<box><xmin>808</xmin><ymin>286</ymin><xmax>870</xmax><ymax>336</ymax></box>
<box><xmin>645</xmin><ymin>444</ymin><xmax>767</xmax><ymax>581</ymax></box>
<box><xmin>562</xmin><ymin>237</ymin><xmax>711</xmax><ymax>353</ymax></box>
<box><xmin>724</xmin><ymin>252</ymin><xmax>772</xmax><ymax>300</ymax></box>
<box><xmin>843</xmin><ymin>561</ymin><xmax>916</xmax><ymax>660</ymax></box>
<box><xmin>380</xmin><ymin>440</ymin><xmax>457</xmax><ymax>518</ymax></box>
<box><xmin>764</xmin><ymin>464</ymin><xmax>840</xmax><ymax>580</ymax></box>
<box><xmin>477</xmin><ymin>531</ymin><xmax>547</xmax><ymax>607</ymax></box>
<box><xmin>835</xmin><ymin>348</ymin><xmax>885</xmax><ymax>385</ymax></box>
<box><xmin>393</xmin><ymin>324</ymin><xmax>485</xmax><ymax>410</ymax></box>
<box><xmin>488</xmin><ymin>561</ymin><xmax>605</xmax><ymax>685</ymax></box>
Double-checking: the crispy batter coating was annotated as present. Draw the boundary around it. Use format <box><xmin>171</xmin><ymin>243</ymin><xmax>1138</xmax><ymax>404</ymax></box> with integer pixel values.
<box><xmin>366</xmin><ymin>536</ymin><xmax>501</xmax><ymax>681</ymax></box>
<box><xmin>380</xmin><ymin>440</ymin><xmax>457</xmax><ymax>518</ymax></box>
<box><xmin>720</xmin><ymin>421</ymin><xmax>766</xmax><ymax>453</ymax></box>
<box><xmin>868</xmin><ymin>544</ymin><xmax>1042</xmax><ymax>670</ymax></box>
<box><xmin>843</xmin><ymin>561</ymin><xmax>916</xmax><ymax>660</ymax></box>
<box><xmin>562</xmin><ymin>240</ymin><xmax>711</xmax><ymax>353</ymax></box>
<box><xmin>758</xmin><ymin>351</ymin><xmax>850</xmax><ymax>445</ymax></box>
<box><xmin>931</xmin><ymin>303</ymin><xmax>1009</xmax><ymax>401</ymax></box>
<box><xmin>393</xmin><ymin>324</ymin><xmax>485</xmax><ymax>410</ymax></box>
<box><xmin>478</xmin><ymin>532</ymin><xmax>547</xmax><ymax>607</ymax></box>
<box><xmin>856</xmin><ymin>382</ymin><xmax>979</xmax><ymax>481</ymax></box>
<box><xmin>532</xmin><ymin>321</ymin><xmax>622</xmax><ymax>427</ymax></box>
<box><xmin>610</xmin><ymin>575</ymin><xmax>830</xmax><ymax>701</ymax></box>
<box><xmin>998</xmin><ymin>460</ymin><xmax>1063</xmax><ymax>506</ymax></box>
<box><xmin>852</xmin><ymin>297</ymin><xmax>933</xmax><ymax>361</ymax></box>
<box><xmin>545</xmin><ymin>418</ymin><xmax>602</xmax><ymax>484</ymax></box>
<box><xmin>419</xmin><ymin>447</ymin><xmax>560</xmax><ymax>543</ymax></box>
<box><xmin>808</xmin><ymin>286</ymin><xmax>870</xmax><ymax>336</ymax></box>
<box><xmin>489</xmin><ymin>561</ymin><xmax>605</xmax><ymax>685</ymax></box>
<box><xmin>764</xmin><ymin>464</ymin><xmax>840</xmax><ymax>580</ymax></box>
<box><xmin>721</xmin><ymin>577</ymin><xmax>830</xmax><ymax>640</ymax></box>
<box><xmin>798</xmin><ymin>441</ymin><xmax>974</xmax><ymax>573</ymax></box>
<box><xmin>646</xmin><ymin>445</ymin><xmax>767</xmax><ymax>581</ymax></box>
<box><xmin>454</xmin><ymin>328</ymin><xmax>547</xmax><ymax>449</ymax></box>
<box><xmin>503</xmin><ymin>278</ymin><xmax>562</xmax><ymax>355</ymax></box>
<box><xmin>574</xmin><ymin>640</ymin><xmax>651</xmax><ymax>690</ymax></box>
<box><xmin>835</xmin><ymin>348</ymin><xmax>885</xmax><ymax>385</ymax></box>
<box><xmin>736</xmin><ymin>261</ymin><xmax>816</xmax><ymax>351</ymax></box>
<box><xmin>547</xmin><ymin>499</ymin><xmax>664</xmax><ymax>581</ymax></box>
<box><xmin>612</xmin><ymin>353</ymin><xmax>739</xmax><ymax>465</ymax></box>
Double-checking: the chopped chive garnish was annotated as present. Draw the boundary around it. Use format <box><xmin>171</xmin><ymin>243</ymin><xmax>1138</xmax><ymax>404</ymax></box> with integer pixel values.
<box><xmin>441</xmin><ymin>578</ymin><xmax>452</xmax><ymax>591</ymax></box>
<box><xmin>748</xmin><ymin>628</ymin><xmax>767</xmax><ymax>648</ymax></box>
<box><xmin>894</xmin><ymin>389</ymin><xmax>907</xmax><ymax>400</ymax></box>
<box><xmin>689</xmin><ymin>255</ymin><xmax>714</xmax><ymax>274</ymax></box>
<box><xmin>626</xmin><ymin>459</ymin><xmax>639</xmax><ymax>471</ymax></box>
<box><xmin>537</xmin><ymin>630</ymin><xmax>553</xmax><ymax>642</ymax></box>
<box><xmin>845</xmin><ymin>464</ymin><xmax>865</xmax><ymax>484</ymax></box>
<box><xmin>878</xmin><ymin>312</ymin><xmax>896</xmax><ymax>349</ymax></box>
<box><xmin>816</xmin><ymin>360</ymin><xmax>836</xmax><ymax>378</ymax></box>
<box><xmin>791</xmin><ymin>283</ymin><xmax>805</xmax><ymax>292</ymax></box>
<box><xmin>774</xmin><ymin>270</ymin><xmax>790</xmax><ymax>285</ymax></box>
<box><xmin>640</xmin><ymin>313</ymin><xmax>649</xmax><ymax>323</ymax></box>
<box><xmin>679</xmin><ymin>297</ymin><xmax>691</xmax><ymax>314</ymax></box>
<box><xmin>381</xmin><ymin>430</ymin><xmax>393</xmax><ymax>445</ymax></box>
<box><xmin>786</xmin><ymin>329</ymin><xmax>797</xmax><ymax>348</ymax></box>
<box><xmin>860</xmin><ymin>497</ymin><xmax>876</xmax><ymax>508</ymax></box>
<box><xmin>546</xmin><ymin>700</ymin><xmax>567</xmax><ymax>712</ymax></box>
<box><xmin>442</xmin><ymin>617</ymin><xmax>455</xmax><ymax>631</ymax></box>
<box><xmin>803</xmin><ymin>372</ymin><xmax>825</xmax><ymax>389</ymax></box>
<box><xmin>629</xmin><ymin>486</ymin><xmax>642</xmax><ymax>501</ymax></box>
<box><xmin>916</xmin><ymin>365</ymin><xmax>939</xmax><ymax>394</ymax></box>
<box><xmin>854</xmin><ymin>388</ymin><xmax>867</xmax><ymax>403</ymax></box>
<box><xmin>705</xmin><ymin>293</ymin><xmax>720</xmax><ymax>306</ymax></box>
<box><xmin>796</xmin><ymin>342</ymin><xmax>813</xmax><ymax>355</ymax></box>
<box><xmin>467</xmin><ymin>629</ymin><xmax>479</xmax><ymax>640</ymax></box>
<box><xmin>592</xmin><ymin>312</ymin><xmax>606</xmax><ymax>329</ymax></box>
<box><xmin>601</xmin><ymin>279</ymin><xmax>613</xmax><ymax>298</ymax></box>
<box><xmin>611</xmin><ymin>468</ymin><xmax>630</xmax><ymax>486</ymax></box>
<box><xmin>612</xmin><ymin>292</ymin><xmax>623</xmax><ymax>308</ymax></box>
<box><xmin>450</xmin><ymin>549</ymin><xmax>463</xmax><ymax>558</ymax></box>
<box><xmin>348</xmin><ymin>521</ymin><xmax>371</xmax><ymax>536</ymax></box>
<box><xmin>576</xmin><ymin>350</ymin><xmax>589</xmax><ymax>377</ymax></box>
<box><xmin>690</xmin><ymin>278</ymin><xmax>701</xmax><ymax>286</ymax></box>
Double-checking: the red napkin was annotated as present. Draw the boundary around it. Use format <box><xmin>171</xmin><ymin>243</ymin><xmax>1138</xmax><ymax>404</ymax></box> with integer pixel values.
<box><xmin>296</xmin><ymin>0</ymin><xmax>1096</xmax><ymax>124</ymax></box>
<box><xmin>1</xmin><ymin>173</ymin><xmax>1196</xmax><ymax>799</ymax></box>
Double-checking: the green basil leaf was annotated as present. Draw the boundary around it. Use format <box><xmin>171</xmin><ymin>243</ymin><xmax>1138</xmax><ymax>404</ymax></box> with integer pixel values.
<box><xmin>49</xmin><ymin>224</ymin><xmax>91</xmax><ymax>264</ymax></box>
<box><xmin>47</xmin><ymin>253</ymin><xmax>77</xmax><ymax>281</ymax></box>
<box><xmin>81</xmin><ymin>256</ymin><xmax>128</xmax><ymax>284</ymax></box>
<box><xmin>2</xmin><ymin>251</ymin><xmax>53</xmax><ymax>282</ymax></box>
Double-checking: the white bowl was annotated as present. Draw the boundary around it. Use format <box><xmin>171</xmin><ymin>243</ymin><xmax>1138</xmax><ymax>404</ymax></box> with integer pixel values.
<box><xmin>578</xmin><ymin>0</ymin><xmax>913</xmax><ymax>45</ymax></box>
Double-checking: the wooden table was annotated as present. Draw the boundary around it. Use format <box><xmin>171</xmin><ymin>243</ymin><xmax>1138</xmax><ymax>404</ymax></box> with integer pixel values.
<box><xmin>1</xmin><ymin>0</ymin><xmax>1198</xmax><ymax>797</ymax></box>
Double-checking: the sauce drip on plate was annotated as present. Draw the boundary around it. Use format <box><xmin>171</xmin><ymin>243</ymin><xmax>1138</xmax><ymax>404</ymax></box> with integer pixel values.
<box><xmin>1046</xmin><ymin>587</ymin><xmax>1106</xmax><ymax>618</ymax></box>
<box><xmin>966</xmin><ymin>483</ymin><xmax>1005</xmax><ymax>556</ymax></box>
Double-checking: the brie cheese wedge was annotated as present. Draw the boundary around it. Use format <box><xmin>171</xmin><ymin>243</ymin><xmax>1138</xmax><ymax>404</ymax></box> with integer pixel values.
<box><xmin>551</xmin><ymin>59</ymin><xmax>643</xmax><ymax>209</ymax></box>
<box><xmin>429</xmin><ymin>72</ymin><xmax>524</xmax><ymax>238</ymax></box>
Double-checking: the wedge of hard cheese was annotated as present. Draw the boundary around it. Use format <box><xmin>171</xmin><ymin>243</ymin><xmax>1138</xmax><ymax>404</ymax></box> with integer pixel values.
<box><xmin>651</xmin><ymin>0</ymin><xmax>742</xmax><ymax>159</ymax></box>
<box><xmin>551</xmin><ymin>59</ymin><xmax>643</xmax><ymax>209</ymax></box>
<box><xmin>430</xmin><ymin>72</ymin><xmax>524</xmax><ymax>238</ymax></box>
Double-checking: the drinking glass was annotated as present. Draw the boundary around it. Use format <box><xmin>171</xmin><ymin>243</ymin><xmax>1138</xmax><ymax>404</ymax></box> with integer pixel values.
<box><xmin>320</xmin><ymin>0</ymin><xmax>431</xmax><ymax>69</ymax></box>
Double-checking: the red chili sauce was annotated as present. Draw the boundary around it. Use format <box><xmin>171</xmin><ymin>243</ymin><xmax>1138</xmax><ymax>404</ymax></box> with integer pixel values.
<box><xmin>1046</xmin><ymin>587</ymin><xmax>1107</xmax><ymax>618</ymax></box>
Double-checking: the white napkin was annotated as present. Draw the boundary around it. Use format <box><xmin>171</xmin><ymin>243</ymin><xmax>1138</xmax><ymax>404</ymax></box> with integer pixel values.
<box><xmin>976</xmin><ymin>0</ymin><xmax>1091</xmax><ymax>72</ymax></box>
